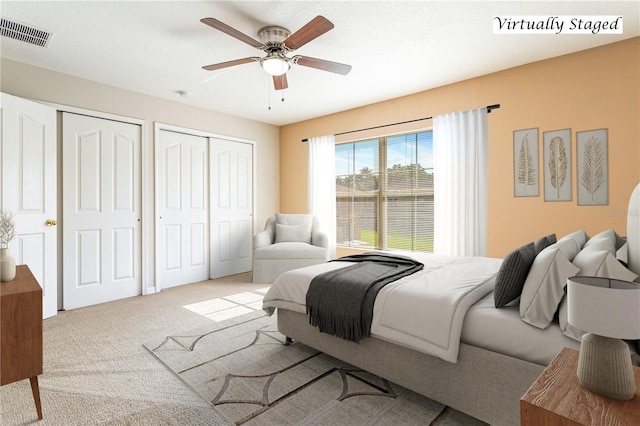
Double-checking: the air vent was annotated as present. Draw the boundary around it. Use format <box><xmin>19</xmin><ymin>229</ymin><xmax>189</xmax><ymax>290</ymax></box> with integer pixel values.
<box><xmin>0</xmin><ymin>18</ymin><xmax>53</xmax><ymax>47</ymax></box>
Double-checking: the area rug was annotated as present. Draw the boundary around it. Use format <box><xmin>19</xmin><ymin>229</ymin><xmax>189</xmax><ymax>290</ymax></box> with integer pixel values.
<box><xmin>144</xmin><ymin>310</ymin><xmax>484</xmax><ymax>425</ymax></box>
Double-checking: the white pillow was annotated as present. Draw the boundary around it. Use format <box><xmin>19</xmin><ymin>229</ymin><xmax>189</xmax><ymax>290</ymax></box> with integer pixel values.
<box><xmin>572</xmin><ymin>246</ymin><xmax>638</xmax><ymax>282</ymax></box>
<box><xmin>274</xmin><ymin>224</ymin><xmax>310</xmax><ymax>243</ymax></box>
<box><xmin>275</xmin><ymin>213</ymin><xmax>312</xmax><ymax>243</ymax></box>
<box><xmin>556</xmin><ymin>230</ymin><xmax>588</xmax><ymax>260</ymax></box>
<box><xmin>520</xmin><ymin>243</ymin><xmax>580</xmax><ymax>329</ymax></box>
<box><xmin>583</xmin><ymin>229</ymin><xmax>616</xmax><ymax>253</ymax></box>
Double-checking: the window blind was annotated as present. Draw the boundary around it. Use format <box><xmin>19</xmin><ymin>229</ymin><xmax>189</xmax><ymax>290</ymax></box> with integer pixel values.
<box><xmin>336</xmin><ymin>139</ymin><xmax>379</xmax><ymax>248</ymax></box>
<box><xmin>335</xmin><ymin>131</ymin><xmax>433</xmax><ymax>252</ymax></box>
<box><xmin>384</xmin><ymin>132</ymin><xmax>433</xmax><ymax>252</ymax></box>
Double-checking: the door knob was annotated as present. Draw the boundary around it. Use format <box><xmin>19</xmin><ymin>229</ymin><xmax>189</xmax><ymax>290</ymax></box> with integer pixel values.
<box><xmin>45</xmin><ymin>219</ymin><xmax>57</xmax><ymax>227</ymax></box>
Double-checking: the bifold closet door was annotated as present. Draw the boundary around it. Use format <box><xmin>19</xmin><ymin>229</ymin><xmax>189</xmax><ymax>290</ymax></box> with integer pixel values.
<box><xmin>157</xmin><ymin>130</ymin><xmax>209</xmax><ymax>288</ymax></box>
<box><xmin>62</xmin><ymin>112</ymin><xmax>141</xmax><ymax>309</ymax></box>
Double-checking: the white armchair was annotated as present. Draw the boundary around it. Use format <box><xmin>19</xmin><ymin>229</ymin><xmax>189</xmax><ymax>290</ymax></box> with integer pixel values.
<box><xmin>252</xmin><ymin>213</ymin><xmax>329</xmax><ymax>283</ymax></box>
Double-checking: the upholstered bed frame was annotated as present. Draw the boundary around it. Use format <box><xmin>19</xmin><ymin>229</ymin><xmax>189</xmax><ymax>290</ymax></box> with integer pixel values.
<box><xmin>278</xmin><ymin>309</ymin><xmax>540</xmax><ymax>425</ymax></box>
<box><xmin>275</xmin><ymin>183</ymin><xmax>640</xmax><ymax>426</ymax></box>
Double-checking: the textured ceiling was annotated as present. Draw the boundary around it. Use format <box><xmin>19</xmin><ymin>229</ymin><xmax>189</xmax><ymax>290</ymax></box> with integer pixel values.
<box><xmin>1</xmin><ymin>1</ymin><xmax>638</xmax><ymax>126</ymax></box>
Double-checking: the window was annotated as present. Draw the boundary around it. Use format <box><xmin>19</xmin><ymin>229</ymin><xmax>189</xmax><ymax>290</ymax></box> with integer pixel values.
<box><xmin>335</xmin><ymin>131</ymin><xmax>433</xmax><ymax>252</ymax></box>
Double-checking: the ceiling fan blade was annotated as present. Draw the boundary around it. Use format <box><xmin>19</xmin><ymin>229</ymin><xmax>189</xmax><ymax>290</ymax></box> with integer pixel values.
<box><xmin>273</xmin><ymin>74</ymin><xmax>288</xmax><ymax>91</ymax></box>
<box><xmin>202</xmin><ymin>57</ymin><xmax>258</xmax><ymax>71</ymax></box>
<box><xmin>284</xmin><ymin>16</ymin><xmax>334</xmax><ymax>51</ymax></box>
<box><xmin>201</xmin><ymin>17</ymin><xmax>264</xmax><ymax>49</ymax></box>
<box><xmin>295</xmin><ymin>56</ymin><xmax>352</xmax><ymax>75</ymax></box>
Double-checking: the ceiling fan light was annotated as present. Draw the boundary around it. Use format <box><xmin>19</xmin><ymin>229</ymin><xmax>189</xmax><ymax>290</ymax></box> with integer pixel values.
<box><xmin>262</xmin><ymin>57</ymin><xmax>289</xmax><ymax>76</ymax></box>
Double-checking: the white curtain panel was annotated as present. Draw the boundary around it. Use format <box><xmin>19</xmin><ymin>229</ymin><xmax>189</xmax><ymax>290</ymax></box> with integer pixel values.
<box><xmin>308</xmin><ymin>134</ymin><xmax>337</xmax><ymax>259</ymax></box>
<box><xmin>433</xmin><ymin>107</ymin><xmax>488</xmax><ymax>257</ymax></box>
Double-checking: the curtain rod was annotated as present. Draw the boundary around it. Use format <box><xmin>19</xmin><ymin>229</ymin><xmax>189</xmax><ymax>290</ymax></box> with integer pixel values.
<box><xmin>301</xmin><ymin>104</ymin><xmax>500</xmax><ymax>142</ymax></box>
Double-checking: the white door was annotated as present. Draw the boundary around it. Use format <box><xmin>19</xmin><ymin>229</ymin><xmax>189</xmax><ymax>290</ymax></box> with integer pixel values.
<box><xmin>210</xmin><ymin>138</ymin><xmax>253</xmax><ymax>278</ymax></box>
<box><xmin>157</xmin><ymin>130</ymin><xmax>209</xmax><ymax>288</ymax></box>
<box><xmin>0</xmin><ymin>93</ymin><xmax>57</xmax><ymax>318</ymax></box>
<box><xmin>62</xmin><ymin>113</ymin><xmax>141</xmax><ymax>309</ymax></box>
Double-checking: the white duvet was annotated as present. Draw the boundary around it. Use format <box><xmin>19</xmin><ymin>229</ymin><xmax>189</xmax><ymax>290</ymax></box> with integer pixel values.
<box><xmin>262</xmin><ymin>252</ymin><xmax>502</xmax><ymax>363</ymax></box>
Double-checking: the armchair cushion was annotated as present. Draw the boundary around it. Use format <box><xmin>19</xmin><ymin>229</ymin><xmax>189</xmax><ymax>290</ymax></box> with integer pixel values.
<box><xmin>275</xmin><ymin>224</ymin><xmax>312</xmax><ymax>243</ymax></box>
<box><xmin>254</xmin><ymin>242</ymin><xmax>328</xmax><ymax>260</ymax></box>
<box><xmin>275</xmin><ymin>213</ymin><xmax>312</xmax><ymax>243</ymax></box>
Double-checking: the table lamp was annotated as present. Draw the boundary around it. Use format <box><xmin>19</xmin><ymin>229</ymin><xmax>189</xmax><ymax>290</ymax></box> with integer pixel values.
<box><xmin>567</xmin><ymin>276</ymin><xmax>640</xmax><ymax>400</ymax></box>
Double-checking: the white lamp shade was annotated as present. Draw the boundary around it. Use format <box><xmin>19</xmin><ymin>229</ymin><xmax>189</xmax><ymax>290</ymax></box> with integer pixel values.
<box><xmin>262</xmin><ymin>57</ymin><xmax>289</xmax><ymax>76</ymax></box>
<box><xmin>567</xmin><ymin>276</ymin><xmax>640</xmax><ymax>340</ymax></box>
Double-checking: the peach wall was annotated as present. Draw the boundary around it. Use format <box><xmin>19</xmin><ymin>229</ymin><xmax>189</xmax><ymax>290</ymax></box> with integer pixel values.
<box><xmin>280</xmin><ymin>38</ymin><xmax>640</xmax><ymax>258</ymax></box>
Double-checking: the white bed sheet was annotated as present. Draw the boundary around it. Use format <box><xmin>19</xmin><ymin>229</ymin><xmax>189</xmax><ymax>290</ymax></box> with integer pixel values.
<box><xmin>263</xmin><ymin>251</ymin><xmax>502</xmax><ymax>363</ymax></box>
<box><xmin>461</xmin><ymin>292</ymin><xmax>581</xmax><ymax>365</ymax></box>
<box><xmin>369</xmin><ymin>253</ymin><xmax>500</xmax><ymax>362</ymax></box>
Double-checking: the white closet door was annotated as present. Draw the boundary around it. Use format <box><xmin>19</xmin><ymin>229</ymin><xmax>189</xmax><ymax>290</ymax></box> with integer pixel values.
<box><xmin>1</xmin><ymin>93</ymin><xmax>57</xmax><ymax>318</ymax></box>
<box><xmin>210</xmin><ymin>138</ymin><xmax>253</xmax><ymax>278</ymax></box>
<box><xmin>157</xmin><ymin>130</ymin><xmax>209</xmax><ymax>288</ymax></box>
<box><xmin>62</xmin><ymin>113</ymin><xmax>141</xmax><ymax>309</ymax></box>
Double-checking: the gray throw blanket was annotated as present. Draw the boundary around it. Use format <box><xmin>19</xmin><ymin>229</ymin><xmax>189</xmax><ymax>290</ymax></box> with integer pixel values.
<box><xmin>306</xmin><ymin>253</ymin><xmax>424</xmax><ymax>343</ymax></box>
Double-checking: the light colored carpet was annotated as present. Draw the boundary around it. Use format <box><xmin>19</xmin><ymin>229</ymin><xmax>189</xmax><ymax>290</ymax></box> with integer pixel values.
<box><xmin>0</xmin><ymin>273</ymin><xmax>265</xmax><ymax>425</ymax></box>
<box><xmin>145</xmin><ymin>311</ymin><xmax>487</xmax><ymax>426</ymax></box>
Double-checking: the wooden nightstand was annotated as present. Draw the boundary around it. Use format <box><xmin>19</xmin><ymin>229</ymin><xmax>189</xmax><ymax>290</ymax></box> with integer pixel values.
<box><xmin>0</xmin><ymin>265</ymin><xmax>44</xmax><ymax>420</ymax></box>
<box><xmin>521</xmin><ymin>347</ymin><xmax>640</xmax><ymax>425</ymax></box>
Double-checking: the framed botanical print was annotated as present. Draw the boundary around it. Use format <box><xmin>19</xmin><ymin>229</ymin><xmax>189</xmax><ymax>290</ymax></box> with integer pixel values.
<box><xmin>543</xmin><ymin>129</ymin><xmax>572</xmax><ymax>202</ymax></box>
<box><xmin>577</xmin><ymin>129</ymin><xmax>608</xmax><ymax>205</ymax></box>
<box><xmin>513</xmin><ymin>128</ymin><xmax>539</xmax><ymax>197</ymax></box>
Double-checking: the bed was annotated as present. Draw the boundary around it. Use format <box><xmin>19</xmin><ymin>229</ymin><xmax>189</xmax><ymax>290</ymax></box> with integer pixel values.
<box><xmin>262</xmin><ymin>185</ymin><xmax>640</xmax><ymax>426</ymax></box>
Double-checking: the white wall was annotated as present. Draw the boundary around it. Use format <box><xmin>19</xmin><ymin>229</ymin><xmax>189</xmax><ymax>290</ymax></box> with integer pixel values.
<box><xmin>0</xmin><ymin>58</ymin><xmax>280</xmax><ymax>293</ymax></box>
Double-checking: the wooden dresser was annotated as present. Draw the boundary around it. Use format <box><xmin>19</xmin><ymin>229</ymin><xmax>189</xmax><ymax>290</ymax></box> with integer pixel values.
<box><xmin>0</xmin><ymin>265</ymin><xmax>44</xmax><ymax>420</ymax></box>
<box><xmin>521</xmin><ymin>347</ymin><xmax>640</xmax><ymax>425</ymax></box>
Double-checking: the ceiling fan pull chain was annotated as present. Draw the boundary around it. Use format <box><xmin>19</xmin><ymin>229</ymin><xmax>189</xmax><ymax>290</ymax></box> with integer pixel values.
<box><xmin>268</xmin><ymin>78</ymin><xmax>272</xmax><ymax>110</ymax></box>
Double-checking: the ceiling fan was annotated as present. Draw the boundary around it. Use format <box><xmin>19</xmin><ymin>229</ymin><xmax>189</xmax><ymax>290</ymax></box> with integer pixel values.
<box><xmin>201</xmin><ymin>15</ymin><xmax>352</xmax><ymax>90</ymax></box>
